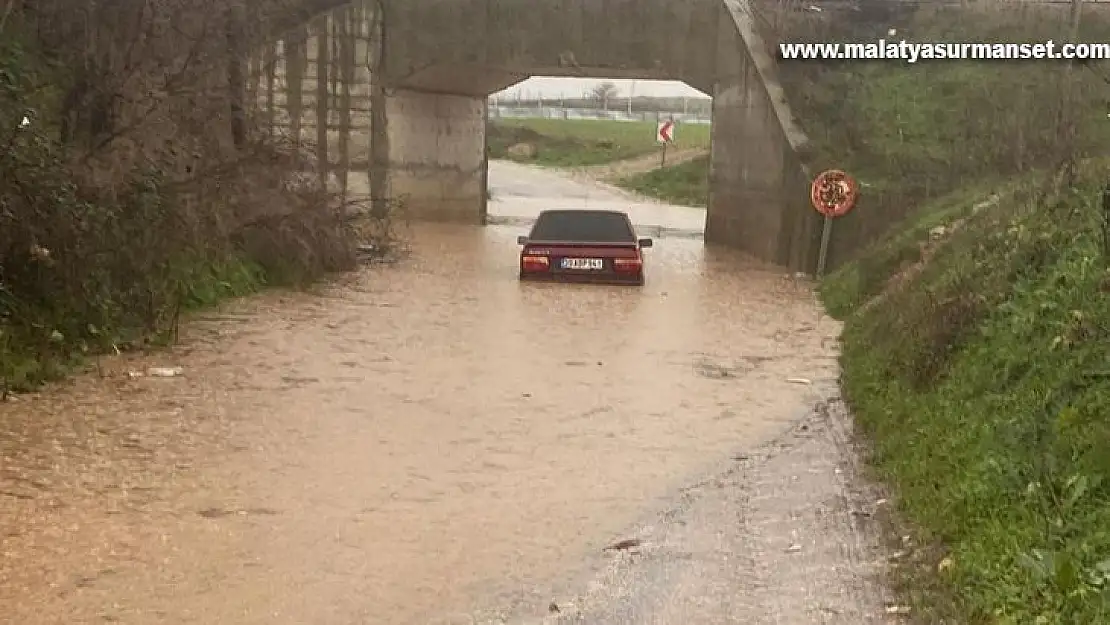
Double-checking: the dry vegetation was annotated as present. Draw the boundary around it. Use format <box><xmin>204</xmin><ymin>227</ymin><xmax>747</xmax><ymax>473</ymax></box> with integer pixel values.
<box><xmin>0</xmin><ymin>0</ymin><xmax>388</xmax><ymax>389</ymax></box>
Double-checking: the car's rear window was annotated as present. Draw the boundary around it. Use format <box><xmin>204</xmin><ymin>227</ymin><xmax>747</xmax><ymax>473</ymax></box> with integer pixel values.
<box><xmin>528</xmin><ymin>210</ymin><xmax>635</xmax><ymax>242</ymax></box>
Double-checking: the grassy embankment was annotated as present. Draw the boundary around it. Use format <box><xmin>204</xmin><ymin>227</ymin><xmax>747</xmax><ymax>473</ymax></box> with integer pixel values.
<box><xmin>806</xmin><ymin>7</ymin><xmax>1110</xmax><ymax>623</ymax></box>
<box><xmin>822</xmin><ymin>165</ymin><xmax>1110</xmax><ymax>625</ymax></box>
<box><xmin>615</xmin><ymin>155</ymin><xmax>710</xmax><ymax>206</ymax></box>
<box><xmin>487</xmin><ymin>117</ymin><xmax>710</xmax><ymax>167</ymax></box>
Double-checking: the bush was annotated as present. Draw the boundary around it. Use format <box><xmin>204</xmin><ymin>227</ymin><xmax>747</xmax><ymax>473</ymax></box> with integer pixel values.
<box><xmin>0</xmin><ymin>4</ymin><xmax>360</xmax><ymax>390</ymax></box>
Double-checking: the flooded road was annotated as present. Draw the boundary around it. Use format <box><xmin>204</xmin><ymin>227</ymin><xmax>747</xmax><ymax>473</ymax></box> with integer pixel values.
<box><xmin>0</xmin><ymin>163</ymin><xmax>843</xmax><ymax>624</ymax></box>
<box><xmin>487</xmin><ymin>160</ymin><xmax>706</xmax><ymax>235</ymax></box>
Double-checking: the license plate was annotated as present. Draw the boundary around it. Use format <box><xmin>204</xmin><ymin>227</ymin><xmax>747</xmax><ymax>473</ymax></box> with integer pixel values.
<box><xmin>561</xmin><ymin>258</ymin><xmax>604</xmax><ymax>270</ymax></box>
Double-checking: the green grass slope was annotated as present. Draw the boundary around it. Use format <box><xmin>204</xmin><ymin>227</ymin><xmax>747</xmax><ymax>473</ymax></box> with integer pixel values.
<box><xmin>487</xmin><ymin>118</ymin><xmax>710</xmax><ymax>167</ymax></box>
<box><xmin>823</xmin><ymin>167</ymin><xmax>1110</xmax><ymax>623</ymax></box>
<box><xmin>615</xmin><ymin>155</ymin><xmax>709</xmax><ymax>206</ymax></box>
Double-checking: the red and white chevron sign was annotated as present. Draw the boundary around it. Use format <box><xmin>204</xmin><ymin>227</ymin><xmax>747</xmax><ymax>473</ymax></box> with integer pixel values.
<box><xmin>656</xmin><ymin>119</ymin><xmax>675</xmax><ymax>143</ymax></box>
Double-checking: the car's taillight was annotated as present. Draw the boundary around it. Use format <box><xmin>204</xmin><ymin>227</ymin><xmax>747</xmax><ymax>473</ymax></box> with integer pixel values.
<box><xmin>521</xmin><ymin>255</ymin><xmax>549</xmax><ymax>271</ymax></box>
<box><xmin>613</xmin><ymin>256</ymin><xmax>642</xmax><ymax>272</ymax></box>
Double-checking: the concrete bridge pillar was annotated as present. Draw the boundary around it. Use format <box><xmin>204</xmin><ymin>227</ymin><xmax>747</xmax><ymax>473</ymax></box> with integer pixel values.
<box><xmin>381</xmin><ymin>88</ymin><xmax>489</xmax><ymax>224</ymax></box>
<box><xmin>705</xmin><ymin>0</ymin><xmax>819</xmax><ymax>269</ymax></box>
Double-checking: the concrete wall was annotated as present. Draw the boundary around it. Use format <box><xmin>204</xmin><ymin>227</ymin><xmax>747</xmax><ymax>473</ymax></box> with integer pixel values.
<box><xmin>380</xmin><ymin>0</ymin><xmax>722</xmax><ymax>94</ymax></box>
<box><xmin>384</xmin><ymin>89</ymin><xmax>488</xmax><ymax>223</ymax></box>
<box><xmin>706</xmin><ymin>1</ymin><xmax>820</xmax><ymax>269</ymax></box>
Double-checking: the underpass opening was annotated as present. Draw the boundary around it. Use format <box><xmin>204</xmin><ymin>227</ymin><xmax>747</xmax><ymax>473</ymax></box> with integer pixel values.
<box><xmin>485</xmin><ymin>77</ymin><xmax>712</xmax><ymax>240</ymax></box>
<box><xmin>372</xmin><ymin>0</ymin><xmax>823</xmax><ymax>269</ymax></box>
<box><xmin>250</xmin><ymin>0</ymin><xmax>823</xmax><ymax>270</ymax></box>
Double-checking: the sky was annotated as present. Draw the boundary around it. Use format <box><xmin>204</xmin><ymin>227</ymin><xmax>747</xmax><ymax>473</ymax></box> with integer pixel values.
<box><xmin>492</xmin><ymin>77</ymin><xmax>710</xmax><ymax>100</ymax></box>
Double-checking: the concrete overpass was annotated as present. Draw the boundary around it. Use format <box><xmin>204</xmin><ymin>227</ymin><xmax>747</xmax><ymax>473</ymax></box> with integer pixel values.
<box><xmin>248</xmin><ymin>0</ymin><xmax>825</xmax><ymax>271</ymax></box>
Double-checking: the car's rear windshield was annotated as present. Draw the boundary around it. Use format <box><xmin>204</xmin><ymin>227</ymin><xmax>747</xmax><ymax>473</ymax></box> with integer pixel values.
<box><xmin>528</xmin><ymin>210</ymin><xmax>635</xmax><ymax>242</ymax></box>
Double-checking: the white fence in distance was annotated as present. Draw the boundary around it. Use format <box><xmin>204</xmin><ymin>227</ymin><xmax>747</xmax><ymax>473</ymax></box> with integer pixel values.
<box><xmin>488</xmin><ymin>104</ymin><xmax>712</xmax><ymax>125</ymax></box>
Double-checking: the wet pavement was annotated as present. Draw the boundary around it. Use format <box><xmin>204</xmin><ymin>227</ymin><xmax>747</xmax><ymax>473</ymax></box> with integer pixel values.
<box><xmin>486</xmin><ymin>161</ymin><xmax>706</xmax><ymax>236</ymax></box>
<box><xmin>0</xmin><ymin>162</ymin><xmax>873</xmax><ymax>624</ymax></box>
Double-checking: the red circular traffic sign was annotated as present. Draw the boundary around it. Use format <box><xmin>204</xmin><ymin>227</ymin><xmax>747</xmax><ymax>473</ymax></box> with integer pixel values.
<box><xmin>810</xmin><ymin>169</ymin><xmax>859</xmax><ymax>218</ymax></box>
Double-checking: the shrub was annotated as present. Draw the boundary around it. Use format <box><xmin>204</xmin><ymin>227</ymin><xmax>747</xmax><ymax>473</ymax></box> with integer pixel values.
<box><xmin>0</xmin><ymin>3</ymin><xmax>364</xmax><ymax>390</ymax></box>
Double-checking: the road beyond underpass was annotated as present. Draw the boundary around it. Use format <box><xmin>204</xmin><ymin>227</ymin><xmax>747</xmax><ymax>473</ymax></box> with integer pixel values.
<box><xmin>0</xmin><ymin>163</ymin><xmax>892</xmax><ymax>624</ymax></box>
<box><xmin>487</xmin><ymin>160</ymin><xmax>706</xmax><ymax>237</ymax></box>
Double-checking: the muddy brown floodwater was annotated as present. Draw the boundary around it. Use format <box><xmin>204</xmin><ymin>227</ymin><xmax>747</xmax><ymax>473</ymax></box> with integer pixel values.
<box><xmin>0</xmin><ymin>163</ymin><xmax>844</xmax><ymax>624</ymax></box>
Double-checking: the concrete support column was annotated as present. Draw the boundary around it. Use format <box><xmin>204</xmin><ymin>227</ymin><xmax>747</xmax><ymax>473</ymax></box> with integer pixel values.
<box><xmin>705</xmin><ymin>6</ymin><xmax>820</xmax><ymax>271</ymax></box>
<box><xmin>705</xmin><ymin>27</ymin><xmax>787</xmax><ymax>264</ymax></box>
<box><xmin>382</xmin><ymin>88</ymin><xmax>488</xmax><ymax>224</ymax></box>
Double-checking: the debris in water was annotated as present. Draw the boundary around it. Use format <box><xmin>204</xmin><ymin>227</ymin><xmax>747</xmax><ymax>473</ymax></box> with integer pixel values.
<box><xmin>604</xmin><ymin>538</ymin><xmax>642</xmax><ymax>551</ymax></box>
<box><xmin>197</xmin><ymin>507</ymin><xmax>280</xmax><ymax>519</ymax></box>
<box><xmin>147</xmin><ymin>367</ymin><xmax>183</xmax><ymax>377</ymax></box>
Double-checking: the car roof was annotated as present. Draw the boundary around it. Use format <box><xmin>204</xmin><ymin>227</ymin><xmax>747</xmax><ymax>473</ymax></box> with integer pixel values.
<box><xmin>536</xmin><ymin>209</ymin><xmax>629</xmax><ymax>217</ymax></box>
<box><xmin>528</xmin><ymin>209</ymin><xmax>636</xmax><ymax>242</ymax></box>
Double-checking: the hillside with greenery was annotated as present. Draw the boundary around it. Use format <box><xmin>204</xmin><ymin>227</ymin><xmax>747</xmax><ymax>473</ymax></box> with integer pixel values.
<box><xmin>821</xmin><ymin>161</ymin><xmax>1110</xmax><ymax>623</ymax></box>
<box><xmin>487</xmin><ymin>117</ymin><xmax>711</xmax><ymax>167</ymax></box>
<box><xmin>616</xmin><ymin>155</ymin><xmax>709</xmax><ymax>206</ymax></box>
<box><xmin>797</xmin><ymin>5</ymin><xmax>1110</xmax><ymax>622</ymax></box>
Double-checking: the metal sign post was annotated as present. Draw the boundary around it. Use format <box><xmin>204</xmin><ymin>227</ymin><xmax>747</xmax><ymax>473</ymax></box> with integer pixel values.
<box><xmin>816</xmin><ymin>214</ymin><xmax>834</xmax><ymax>277</ymax></box>
<box><xmin>810</xmin><ymin>169</ymin><xmax>859</xmax><ymax>277</ymax></box>
<box><xmin>656</xmin><ymin>119</ymin><xmax>674</xmax><ymax>167</ymax></box>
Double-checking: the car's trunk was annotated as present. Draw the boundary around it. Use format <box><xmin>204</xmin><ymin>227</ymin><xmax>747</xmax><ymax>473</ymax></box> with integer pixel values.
<box><xmin>523</xmin><ymin>241</ymin><xmax>640</xmax><ymax>280</ymax></box>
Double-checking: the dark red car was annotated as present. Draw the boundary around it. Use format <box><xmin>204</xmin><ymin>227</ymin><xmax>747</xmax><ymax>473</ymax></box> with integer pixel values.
<box><xmin>517</xmin><ymin>209</ymin><xmax>653</xmax><ymax>286</ymax></box>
